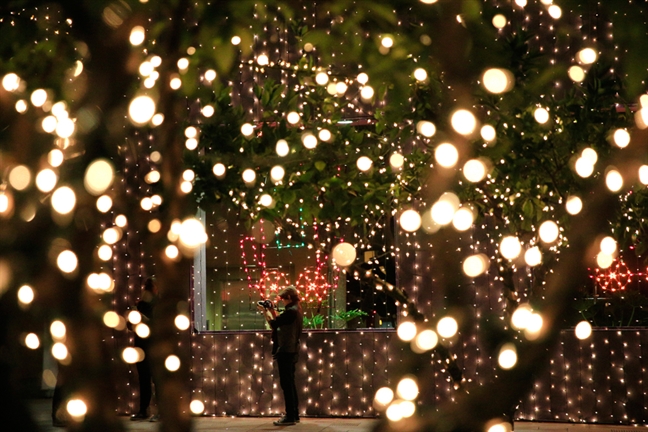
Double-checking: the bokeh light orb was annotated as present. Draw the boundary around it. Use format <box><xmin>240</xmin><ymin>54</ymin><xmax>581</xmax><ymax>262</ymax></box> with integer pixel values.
<box><xmin>565</xmin><ymin>196</ymin><xmax>583</xmax><ymax>215</ymax></box>
<box><xmin>270</xmin><ymin>165</ymin><xmax>285</xmax><ymax>183</ymax></box>
<box><xmin>413</xmin><ymin>329</ymin><xmax>438</xmax><ymax>352</ymax></box>
<box><xmin>390</xmin><ymin>153</ymin><xmax>405</xmax><ymax>169</ymax></box>
<box><xmin>436</xmin><ymin>316</ymin><xmax>458</xmax><ymax>338</ymax></box>
<box><xmin>482</xmin><ymin>68</ymin><xmax>513</xmax><ymax>94</ymax></box>
<box><xmin>374</xmin><ymin>387</ymin><xmax>394</xmax><ymax>409</ymax></box>
<box><xmin>165</xmin><ymin>355</ymin><xmax>181</xmax><ymax>371</ymax></box>
<box><xmin>492</xmin><ymin>14</ymin><xmax>507</xmax><ymax>29</ymax></box>
<box><xmin>357</xmin><ymin>156</ymin><xmax>373</xmax><ymax>172</ymax></box>
<box><xmin>242</xmin><ymin>168</ymin><xmax>256</xmax><ymax>184</ymax></box>
<box><xmin>331</xmin><ymin>242</ymin><xmax>356</xmax><ymax>266</ymax></box>
<box><xmin>128</xmin><ymin>95</ymin><xmax>156</xmax><ymax>125</ymax></box>
<box><xmin>399</xmin><ymin>209</ymin><xmax>422</xmax><ymax>232</ymax></box>
<box><xmin>434</xmin><ymin>143</ymin><xmax>459</xmax><ymax>168</ymax></box>
<box><xmin>578</xmin><ymin>48</ymin><xmax>598</xmax><ymax>65</ymax></box>
<box><xmin>605</xmin><ymin>169</ymin><xmax>623</xmax><ymax>192</ymax></box>
<box><xmin>396</xmin><ymin>377</ymin><xmax>419</xmax><ymax>401</ymax></box>
<box><xmin>462</xmin><ymin>254</ymin><xmax>490</xmax><ymax>277</ymax></box>
<box><xmin>524</xmin><ymin>246</ymin><xmax>542</xmax><ymax>267</ymax></box>
<box><xmin>452</xmin><ymin>207</ymin><xmax>474</xmax><ymax>231</ymax></box>
<box><xmin>480</xmin><ymin>124</ymin><xmax>497</xmax><ymax>142</ymax></box>
<box><xmin>416</xmin><ymin>120</ymin><xmax>436</xmax><ymax>138</ymax></box>
<box><xmin>534</xmin><ymin>107</ymin><xmax>550</xmax><ymax>124</ymax></box>
<box><xmin>190</xmin><ymin>400</ymin><xmax>205</xmax><ymax>414</ymax></box>
<box><xmin>397</xmin><ymin>321</ymin><xmax>417</xmax><ymax>342</ymax></box>
<box><xmin>499</xmin><ymin>235</ymin><xmax>522</xmax><ymax>260</ymax></box>
<box><xmin>212</xmin><ymin>163</ymin><xmax>226</xmax><ymax>177</ymax></box>
<box><xmin>600</xmin><ymin>236</ymin><xmax>617</xmax><ymax>255</ymax></box>
<box><xmin>538</xmin><ymin>220</ymin><xmax>559</xmax><ymax>244</ymax></box>
<box><xmin>463</xmin><ymin>159</ymin><xmax>488</xmax><ymax>182</ymax></box>
<box><xmin>450</xmin><ymin>109</ymin><xmax>477</xmax><ymax>135</ymax></box>
<box><xmin>84</xmin><ymin>159</ymin><xmax>114</xmax><ymax>196</ymax></box>
<box><xmin>568</xmin><ymin>65</ymin><xmax>585</xmax><ymax>82</ymax></box>
<box><xmin>241</xmin><ymin>123</ymin><xmax>254</xmax><ymax>137</ymax></box>
<box><xmin>613</xmin><ymin>129</ymin><xmax>630</xmax><ymax>148</ymax></box>
<box><xmin>575</xmin><ymin>321</ymin><xmax>592</xmax><ymax>340</ymax></box>
<box><xmin>498</xmin><ymin>343</ymin><xmax>517</xmax><ymax>369</ymax></box>
<box><xmin>413</xmin><ymin>68</ymin><xmax>427</xmax><ymax>82</ymax></box>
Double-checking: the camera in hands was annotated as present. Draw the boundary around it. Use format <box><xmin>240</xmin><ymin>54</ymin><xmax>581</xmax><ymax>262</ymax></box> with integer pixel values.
<box><xmin>258</xmin><ymin>299</ymin><xmax>274</xmax><ymax>309</ymax></box>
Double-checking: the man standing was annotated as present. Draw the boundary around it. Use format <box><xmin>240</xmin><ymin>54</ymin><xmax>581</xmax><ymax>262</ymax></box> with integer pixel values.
<box><xmin>259</xmin><ymin>286</ymin><xmax>303</xmax><ymax>426</ymax></box>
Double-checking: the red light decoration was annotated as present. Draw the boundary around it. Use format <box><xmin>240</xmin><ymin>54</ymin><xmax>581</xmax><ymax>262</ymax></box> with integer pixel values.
<box><xmin>257</xmin><ymin>269</ymin><xmax>290</xmax><ymax>299</ymax></box>
<box><xmin>296</xmin><ymin>266</ymin><xmax>330</xmax><ymax>304</ymax></box>
<box><xmin>593</xmin><ymin>258</ymin><xmax>633</xmax><ymax>292</ymax></box>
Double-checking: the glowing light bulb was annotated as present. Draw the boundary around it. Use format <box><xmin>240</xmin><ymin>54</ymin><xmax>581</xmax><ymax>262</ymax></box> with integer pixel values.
<box><xmin>481</xmin><ymin>124</ymin><xmax>496</xmax><ymax>142</ymax></box>
<box><xmin>462</xmin><ymin>254</ymin><xmax>489</xmax><ymax>277</ymax></box>
<box><xmin>357</xmin><ymin>156</ymin><xmax>373</xmax><ymax>172</ymax></box>
<box><xmin>574</xmin><ymin>157</ymin><xmax>594</xmax><ymax>178</ymax></box>
<box><xmin>212</xmin><ymin>163</ymin><xmax>226</xmax><ymax>177</ymax></box>
<box><xmin>8</xmin><ymin>165</ymin><xmax>31</xmax><ymax>191</ymax></box>
<box><xmin>482</xmin><ymin>68</ymin><xmax>513</xmax><ymax>94</ymax></box>
<box><xmin>600</xmin><ymin>236</ymin><xmax>617</xmax><ymax>255</ymax></box>
<box><xmin>257</xmin><ymin>54</ymin><xmax>269</xmax><ymax>66</ymax></box>
<box><xmin>302</xmin><ymin>133</ymin><xmax>318</xmax><ymax>149</ymax></box>
<box><xmin>492</xmin><ymin>14</ymin><xmax>507</xmax><ymax>29</ymax></box>
<box><xmin>437</xmin><ymin>317</ymin><xmax>458</xmax><ymax>338</ymax></box>
<box><xmin>315</xmin><ymin>72</ymin><xmax>329</xmax><ymax>85</ymax></box>
<box><xmin>396</xmin><ymin>377</ymin><xmax>419</xmax><ymax>401</ymax></box>
<box><xmin>534</xmin><ymin>107</ymin><xmax>550</xmax><ymax>124</ymax></box>
<box><xmin>413</xmin><ymin>329</ymin><xmax>438</xmax><ymax>352</ymax></box>
<box><xmin>463</xmin><ymin>159</ymin><xmax>488</xmax><ymax>182</ymax></box>
<box><xmin>165</xmin><ymin>355</ymin><xmax>181</xmax><ymax>371</ymax></box>
<box><xmin>605</xmin><ymin>169</ymin><xmax>623</xmax><ymax>192</ymax></box>
<box><xmin>390</xmin><ymin>153</ymin><xmax>405</xmax><ymax>169</ymax></box>
<box><xmin>612</xmin><ymin>129</ymin><xmax>630</xmax><ymax>148</ymax></box>
<box><xmin>270</xmin><ymin>166</ymin><xmax>285</xmax><ymax>183</ymax></box>
<box><xmin>25</xmin><ymin>333</ymin><xmax>40</xmax><ymax>349</ymax></box>
<box><xmin>524</xmin><ymin>246</ymin><xmax>542</xmax><ymax>267</ymax></box>
<box><xmin>434</xmin><ymin>143</ymin><xmax>459</xmax><ymax>168</ymax></box>
<box><xmin>374</xmin><ymin>387</ymin><xmax>394</xmax><ymax>409</ymax></box>
<box><xmin>241</xmin><ymin>123</ymin><xmax>254</xmax><ymax>137</ymax></box>
<box><xmin>578</xmin><ymin>48</ymin><xmax>598</xmax><ymax>65</ymax></box>
<box><xmin>52</xmin><ymin>186</ymin><xmax>76</xmax><ymax>215</ymax></box>
<box><xmin>397</xmin><ymin>321</ymin><xmax>417</xmax><ymax>342</ymax></box>
<box><xmin>452</xmin><ymin>207</ymin><xmax>474</xmax><ymax>231</ymax></box>
<box><xmin>318</xmin><ymin>129</ymin><xmax>332</xmax><ymax>142</ymax></box>
<box><xmin>84</xmin><ymin>159</ymin><xmax>114</xmax><ymax>196</ymax></box>
<box><xmin>568</xmin><ymin>66</ymin><xmax>585</xmax><ymax>82</ymax></box>
<box><xmin>287</xmin><ymin>111</ymin><xmax>300</xmax><ymax>124</ymax></box>
<box><xmin>416</xmin><ymin>121</ymin><xmax>436</xmax><ymax>137</ymax></box>
<box><xmin>399</xmin><ymin>210</ymin><xmax>421</xmax><ymax>232</ymax></box>
<box><xmin>190</xmin><ymin>400</ymin><xmax>205</xmax><ymax>414</ymax></box>
<box><xmin>548</xmin><ymin>5</ymin><xmax>562</xmax><ymax>18</ymax></box>
<box><xmin>575</xmin><ymin>321</ymin><xmax>592</xmax><ymax>340</ymax></box>
<box><xmin>242</xmin><ymin>169</ymin><xmax>256</xmax><ymax>184</ymax></box>
<box><xmin>538</xmin><ymin>220</ymin><xmax>559</xmax><ymax>243</ymax></box>
<box><xmin>17</xmin><ymin>285</ymin><xmax>34</xmax><ymax>305</ymax></box>
<box><xmin>130</xmin><ymin>26</ymin><xmax>146</xmax><ymax>45</ymax></box>
<box><xmin>331</xmin><ymin>242</ymin><xmax>356</xmax><ymax>266</ymax></box>
<box><xmin>413</xmin><ymin>68</ymin><xmax>427</xmax><ymax>82</ymax></box>
<box><xmin>500</xmin><ymin>236</ymin><xmax>521</xmax><ymax>260</ymax></box>
<box><xmin>36</xmin><ymin>169</ymin><xmax>58</xmax><ymax>193</ymax></box>
<box><xmin>565</xmin><ymin>196</ymin><xmax>583</xmax><ymax>215</ymax></box>
<box><xmin>450</xmin><ymin>109</ymin><xmax>477</xmax><ymax>135</ymax></box>
<box><xmin>498</xmin><ymin>343</ymin><xmax>517</xmax><ymax>369</ymax></box>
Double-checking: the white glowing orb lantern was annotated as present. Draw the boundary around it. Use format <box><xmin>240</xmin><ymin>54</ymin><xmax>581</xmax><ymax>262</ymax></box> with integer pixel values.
<box><xmin>128</xmin><ymin>95</ymin><xmax>156</xmax><ymax>125</ymax></box>
<box><xmin>315</xmin><ymin>72</ymin><xmax>329</xmax><ymax>85</ymax></box>
<box><xmin>524</xmin><ymin>246</ymin><xmax>542</xmax><ymax>267</ymax></box>
<box><xmin>538</xmin><ymin>220</ymin><xmax>559</xmax><ymax>244</ymax></box>
<box><xmin>533</xmin><ymin>107</ymin><xmax>550</xmax><ymax>124</ymax></box>
<box><xmin>482</xmin><ymin>68</ymin><xmax>513</xmax><ymax>94</ymax></box>
<box><xmin>390</xmin><ymin>153</ymin><xmax>405</xmax><ymax>170</ymax></box>
<box><xmin>212</xmin><ymin>163</ymin><xmax>226</xmax><ymax>178</ymax></box>
<box><xmin>565</xmin><ymin>196</ymin><xmax>583</xmax><ymax>215</ymax></box>
<box><xmin>178</xmin><ymin>218</ymin><xmax>207</xmax><ymax>250</ymax></box>
<box><xmin>36</xmin><ymin>168</ymin><xmax>58</xmax><ymax>193</ymax></box>
<box><xmin>270</xmin><ymin>165</ymin><xmax>285</xmax><ymax>183</ymax></box>
<box><xmin>613</xmin><ymin>129</ymin><xmax>630</xmax><ymax>148</ymax></box>
<box><xmin>568</xmin><ymin>65</ymin><xmax>585</xmax><ymax>82</ymax></box>
<box><xmin>578</xmin><ymin>48</ymin><xmax>598</xmax><ymax>65</ymax></box>
<box><xmin>241</xmin><ymin>123</ymin><xmax>254</xmax><ymax>137</ymax></box>
<box><xmin>574</xmin><ymin>157</ymin><xmax>594</xmax><ymax>178</ymax></box>
<box><xmin>450</xmin><ymin>109</ymin><xmax>477</xmax><ymax>135</ymax></box>
<box><xmin>452</xmin><ymin>207</ymin><xmax>474</xmax><ymax>231</ymax></box>
<box><xmin>302</xmin><ymin>133</ymin><xmax>318</xmax><ymax>149</ymax></box>
<box><xmin>374</xmin><ymin>387</ymin><xmax>394</xmax><ymax>409</ymax></box>
<box><xmin>399</xmin><ymin>209</ymin><xmax>422</xmax><ymax>232</ymax></box>
<box><xmin>575</xmin><ymin>321</ymin><xmax>592</xmax><ymax>340</ymax></box>
<box><xmin>66</xmin><ymin>399</ymin><xmax>87</xmax><ymax>419</ymax></box>
<box><xmin>190</xmin><ymin>400</ymin><xmax>205</xmax><ymax>415</ymax></box>
<box><xmin>396</xmin><ymin>321</ymin><xmax>417</xmax><ymax>342</ymax></box>
<box><xmin>242</xmin><ymin>168</ymin><xmax>256</xmax><ymax>184</ymax></box>
<box><xmin>434</xmin><ymin>143</ymin><xmax>459</xmax><ymax>168</ymax></box>
<box><xmin>413</xmin><ymin>68</ymin><xmax>427</xmax><ymax>82</ymax></box>
<box><xmin>84</xmin><ymin>159</ymin><xmax>114</xmax><ymax>196</ymax></box>
<box><xmin>499</xmin><ymin>235</ymin><xmax>522</xmax><ymax>260</ymax></box>
<box><xmin>605</xmin><ymin>169</ymin><xmax>623</xmax><ymax>192</ymax></box>
<box><xmin>416</xmin><ymin>120</ymin><xmax>436</xmax><ymax>138</ymax></box>
<box><xmin>480</xmin><ymin>124</ymin><xmax>497</xmax><ymax>142</ymax></box>
<box><xmin>318</xmin><ymin>129</ymin><xmax>332</xmax><ymax>142</ymax></box>
<box><xmin>413</xmin><ymin>329</ymin><xmax>438</xmax><ymax>352</ymax></box>
<box><xmin>165</xmin><ymin>355</ymin><xmax>181</xmax><ymax>371</ymax></box>
<box><xmin>596</xmin><ymin>251</ymin><xmax>614</xmax><ymax>269</ymax></box>
<box><xmin>286</xmin><ymin>111</ymin><xmax>300</xmax><ymax>125</ymax></box>
<box><xmin>436</xmin><ymin>316</ymin><xmax>458</xmax><ymax>338</ymax></box>
<box><xmin>276</xmin><ymin>139</ymin><xmax>290</xmax><ymax>156</ymax></box>
<box><xmin>492</xmin><ymin>14</ymin><xmax>507</xmax><ymax>29</ymax></box>
<box><xmin>396</xmin><ymin>377</ymin><xmax>419</xmax><ymax>401</ymax></box>
<box><xmin>331</xmin><ymin>242</ymin><xmax>356</xmax><ymax>266</ymax></box>
<box><xmin>129</xmin><ymin>26</ymin><xmax>146</xmax><ymax>46</ymax></box>
<box><xmin>462</xmin><ymin>254</ymin><xmax>490</xmax><ymax>277</ymax></box>
<box><xmin>357</xmin><ymin>156</ymin><xmax>373</xmax><ymax>172</ymax></box>
<box><xmin>639</xmin><ymin>165</ymin><xmax>648</xmax><ymax>185</ymax></box>
<box><xmin>548</xmin><ymin>5</ymin><xmax>562</xmax><ymax>19</ymax></box>
<box><xmin>498</xmin><ymin>343</ymin><xmax>517</xmax><ymax>369</ymax></box>
<box><xmin>600</xmin><ymin>236</ymin><xmax>617</xmax><ymax>255</ymax></box>
<box><xmin>463</xmin><ymin>159</ymin><xmax>488</xmax><ymax>183</ymax></box>
<box><xmin>52</xmin><ymin>186</ymin><xmax>76</xmax><ymax>215</ymax></box>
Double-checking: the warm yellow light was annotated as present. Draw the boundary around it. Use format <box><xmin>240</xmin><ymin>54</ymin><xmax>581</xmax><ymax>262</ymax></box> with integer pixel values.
<box><xmin>605</xmin><ymin>169</ymin><xmax>623</xmax><ymax>192</ymax></box>
<box><xmin>578</xmin><ymin>48</ymin><xmax>598</xmax><ymax>65</ymax></box>
<box><xmin>331</xmin><ymin>242</ymin><xmax>356</xmax><ymax>266</ymax></box>
<box><xmin>499</xmin><ymin>236</ymin><xmax>521</xmax><ymax>260</ymax></box>
<box><xmin>596</xmin><ymin>251</ymin><xmax>614</xmax><ymax>269</ymax></box>
<box><xmin>612</xmin><ymin>129</ymin><xmax>630</xmax><ymax>148</ymax></box>
<box><xmin>204</xmin><ymin>69</ymin><xmax>217</xmax><ymax>81</ymax></box>
<box><xmin>9</xmin><ymin>165</ymin><xmax>31</xmax><ymax>191</ymax></box>
<box><xmin>201</xmin><ymin>105</ymin><xmax>214</xmax><ymax>117</ymax></box>
<box><xmin>434</xmin><ymin>143</ymin><xmax>459</xmax><ymax>168</ymax></box>
<box><xmin>51</xmin><ymin>320</ymin><xmax>66</xmax><ymax>339</ymax></box>
<box><xmin>129</xmin><ymin>26</ymin><xmax>146</xmax><ymax>45</ymax></box>
<box><xmin>413</xmin><ymin>68</ymin><xmax>427</xmax><ymax>82</ymax></box>
<box><xmin>175</xmin><ymin>314</ymin><xmax>191</xmax><ymax>330</ymax></box>
<box><xmin>481</xmin><ymin>124</ymin><xmax>496</xmax><ymax>142</ymax></box>
<box><xmin>287</xmin><ymin>111</ymin><xmax>300</xmax><ymax>125</ymax></box>
<box><xmin>177</xmin><ymin>57</ymin><xmax>189</xmax><ymax>71</ymax></box>
<box><xmin>128</xmin><ymin>95</ymin><xmax>156</xmax><ymax>125</ymax></box>
<box><xmin>212</xmin><ymin>163</ymin><xmax>226</xmax><ymax>177</ymax></box>
<box><xmin>498</xmin><ymin>343</ymin><xmax>517</xmax><ymax>369</ymax></box>
<box><xmin>574</xmin><ymin>157</ymin><xmax>594</xmax><ymax>178</ymax></box>
<box><xmin>259</xmin><ymin>194</ymin><xmax>273</xmax><ymax>207</ymax></box>
<box><xmin>242</xmin><ymin>169</ymin><xmax>256</xmax><ymax>184</ymax></box>
<box><xmin>36</xmin><ymin>169</ymin><xmax>58</xmax><ymax>193</ymax></box>
<box><xmin>25</xmin><ymin>333</ymin><xmax>40</xmax><ymax>349</ymax></box>
<box><xmin>437</xmin><ymin>317</ymin><xmax>458</xmax><ymax>338</ymax></box>
<box><xmin>190</xmin><ymin>400</ymin><xmax>205</xmax><ymax>414</ymax></box>
<box><xmin>390</xmin><ymin>153</ymin><xmax>405</xmax><ymax>169</ymax></box>
<box><xmin>357</xmin><ymin>156</ymin><xmax>373</xmax><ymax>172</ymax></box>
<box><xmin>416</xmin><ymin>120</ymin><xmax>436</xmax><ymax>138</ymax></box>
<box><xmin>575</xmin><ymin>321</ymin><xmax>592</xmax><ymax>340</ymax></box>
<box><xmin>96</xmin><ymin>195</ymin><xmax>113</xmax><ymax>213</ymax></box>
<box><xmin>270</xmin><ymin>166</ymin><xmax>285</xmax><ymax>183</ymax></box>
<box><xmin>134</xmin><ymin>323</ymin><xmax>150</xmax><ymax>338</ymax></box>
<box><xmin>450</xmin><ymin>109</ymin><xmax>477</xmax><ymax>135</ymax></box>
<box><xmin>165</xmin><ymin>355</ymin><xmax>181</xmax><ymax>371</ymax></box>
<box><xmin>356</xmin><ymin>73</ymin><xmax>369</xmax><ymax>85</ymax></box>
<box><xmin>257</xmin><ymin>54</ymin><xmax>269</xmax><ymax>66</ymax></box>
<box><xmin>600</xmin><ymin>236</ymin><xmax>617</xmax><ymax>255</ymax></box>
<box><xmin>462</xmin><ymin>159</ymin><xmax>487</xmax><ymax>182</ymax></box>
<box><xmin>84</xmin><ymin>159</ymin><xmax>114</xmax><ymax>196</ymax></box>
<box><xmin>482</xmin><ymin>68</ymin><xmax>513</xmax><ymax>94</ymax></box>
<box><xmin>57</xmin><ymin>250</ymin><xmax>78</xmax><ymax>273</ymax></box>
<box><xmin>52</xmin><ymin>342</ymin><xmax>68</xmax><ymax>360</ymax></box>
<box><xmin>452</xmin><ymin>207</ymin><xmax>474</xmax><ymax>231</ymax></box>
<box><xmin>374</xmin><ymin>387</ymin><xmax>394</xmax><ymax>409</ymax></box>
<box><xmin>396</xmin><ymin>321</ymin><xmax>417</xmax><ymax>342</ymax></box>
<box><xmin>524</xmin><ymin>246</ymin><xmax>542</xmax><ymax>267</ymax></box>
<box><xmin>17</xmin><ymin>285</ymin><xmax>34</xmax><ymax>305</ymax></box>
<box><xmin>122</xmin><ymin>347</ymin><xmax>143</xmax><ymax>364</ymax></box>
<box><xmin>380</xmin><ymin>35</ymin><xmax>394</xmax><ymax>48</ymax></box>
<box><xmin>103</xmin><ymin>227</ymin><xmax>122</xmax><ymax>245</ymax></box>
<box><xmin>565</xmin><ymin>196</ymin><xmax>583</xmax><ymax>215</ymax></box>
<box><xmin>413</xmin><ymin>329</ymin><xmax>438</xmax><ymax>352</ymax></box>
<box><xmin>399</xmin><ymin>210</ymin><xmax>421</xmax><ymax>232</ymax></box>
<box><xmin>315</xmin><ymin>72</ymin><xmax>329</xmax><ymax>85</ymax></box>
<box><xmin>178</xmin><ymin>218</ymin><xmax>207</xmax><ymax>250</ymax></box>
<box><xmin>103</xmin><ymin>311</ymin><xmax>120</xmax><ymax>328</ymax></box>
<box><xmin>492</xmin><ymin>14</ymin><xmax>507</xmax><ymax>29</ymax></box>
<box><xmin>360</xmin><ymin>85</ymin><xmax>374</xmax><ymax>101</ymax></box>
<box><xmin>302</xmin><ymin>133</ymin><xmax>318</xmax><ymax>149</ymax></box>
<box><xmin>148</xmin><ymin>219</ymin><xmax>162</xmax><ymax>233</ymax></box>
<box><xmin>31</xmin><ymin>88</ymin><xmax>48</xmax><ymax>107</ymax></box>
<box><xmin>318</xmin><ymin>129</ymin><xmax>332</xmax><ymax>142</ymax></box>
<box><xmin>548</xmin><ymin>5</ymin><xmax>562</xmax><ymax>18</ymax></box>
<box><xmin>462</xmin><ymin>254</ymin><xmax>489</xmax><ymax>277</ymax></box>
<box><xmin>66</xmin><ymin>399</ymin><xmax>87</xmax><ymax>418</ymax></box>
<box><xmin>396</xmin><ymin>377</ymin><xmax>419</xmax><ymax>401</ymax></box>
<box><xmin>2</xmin><ymin>73</ymin><xmax>21</xmax><ymax>92</ymax></box>
<box><xmin>534</xmin><ymin>107</ymin><xmax>550</xmax><ymax>124</ymax></box>
<box><xmin>538</xmin><ymin>220</ymin><xmax>559</xmax><ymax>243</ymax></box>
<box><xmin>568</xmin><ymin>65</ymin><xmax>585</xmax><ymax>82</ymax></box>
<box><xmin>241</xmin><ymin>123</ymin><xmax>254</xmax><ymax>136</ymax></box>
<box><xmin>276</xmin><ymin>139</ymin><xmax>290</xmax><ymax>156</ymax></box>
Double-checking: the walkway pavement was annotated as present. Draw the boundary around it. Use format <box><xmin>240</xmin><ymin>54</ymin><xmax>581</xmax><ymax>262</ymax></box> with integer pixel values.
<box><xmin>28</xmin><ymin>399</ymin><xmax>641</xmax><ymax>432</ymax></box>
